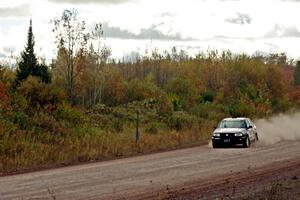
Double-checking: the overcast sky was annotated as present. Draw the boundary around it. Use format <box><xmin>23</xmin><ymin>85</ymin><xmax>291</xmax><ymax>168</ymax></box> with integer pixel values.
<box><xmin>1</xmin><ymin>0</ymin><xmax>300</xmax><ymax>63</ymax></box>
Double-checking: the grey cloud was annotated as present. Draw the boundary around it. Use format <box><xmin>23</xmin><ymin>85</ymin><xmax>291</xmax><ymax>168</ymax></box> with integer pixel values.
<box><xmin>158</xmin><ymin>12</ymin><xmax>176</xmax><ymax>18</ymax></box>
<box><xmin>101</xmin><ymin>23</ymin><xmax>136</xmax><ymax>39</ymax></box>
<box><xmin>264</xmin><ymin>25</ymin><xmax>300</xmax><ymax>38</ymax></box>
<box><xmin>48</xmin><ymin>0</ymin><xmax>134</xmax><ymax>4</ymax></box>
<box><xmin>209</xmin><ymin>35</ymin><xmax>255</xmax><ymax>42</ymax></box>
<box><xmin>102</xmin><ymin>23</ymin><xmax>195</xmax><ymax>41</ymax></box>
<box><xmin>0</xmin><ymin>53</ymin><xmax>6</xmax><ymax>58</ymax></box>
<box><xmin>3</xmin><ymin>46</ymin><xmax>16</xmax><ymax>54</ymax></box>
<box><xmin>139</xmin><ymin>24</ymin><xmax>187</xmax><ymax>41</ymax></box>
<box><xmin>205</xmin><ymin>25</ymin><xmax>300</xmax><ymax>41</ymax></box>
<box><xmin>0</xmin><ymin>4</ymin><xmax>31</xmax><ymax>18</ymax></box>
<box><xmin>225</xmin><ymin>13</ymin><xmax>252</xmax><ymax>25</ymax></box>
<box><xmin>282</xmin><ymin>27</ymin><xmax>300</xmax><ymax>37</ymax></box>
<box><xmin>264</xmin><ymin>42</ymin><xmax>280</xmax><ymax>50</ymax></box>
<box><xmin>175</xmin><ymin>45</ymin><xmax>202</xmax><ymax>50</ymax></box>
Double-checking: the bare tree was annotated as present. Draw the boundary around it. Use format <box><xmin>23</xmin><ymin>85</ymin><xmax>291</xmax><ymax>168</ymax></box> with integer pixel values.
<box><xmin>90</xmin><ymin>23</ymin><xmax>111</xmax><ymax>106</ymax></box>
<box><xmin>52</xmin><ymin>9</ymin><xmax>89</xmax><ymax>104</ymax></box>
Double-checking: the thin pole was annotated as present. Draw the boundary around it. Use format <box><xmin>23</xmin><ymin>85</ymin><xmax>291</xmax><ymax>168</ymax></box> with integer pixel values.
<box><xmin>136</xmin><ymin>111</ymin><xmax>140</xmax><ymax>143</ymax></box>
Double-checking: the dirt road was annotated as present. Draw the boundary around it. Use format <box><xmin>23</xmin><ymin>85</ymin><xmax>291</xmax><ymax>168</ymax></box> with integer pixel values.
<box><xmin>1</xmin><ymin>140</ymin><xmax>300</xmax><ymax>200</ymax></box>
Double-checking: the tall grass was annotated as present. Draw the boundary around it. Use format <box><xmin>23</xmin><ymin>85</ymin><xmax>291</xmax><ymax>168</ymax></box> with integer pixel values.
<box><xmin>0</xmin><ymin>116</ymin><xmax>213</xmax><ymax>174</ymax></box>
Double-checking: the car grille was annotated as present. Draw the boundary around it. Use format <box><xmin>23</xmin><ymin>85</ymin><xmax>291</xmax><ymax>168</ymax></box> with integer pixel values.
<box><xmin>220</xmin><ymin>133</ymin><xmax>235</xmax><ymax>139</ymax></box>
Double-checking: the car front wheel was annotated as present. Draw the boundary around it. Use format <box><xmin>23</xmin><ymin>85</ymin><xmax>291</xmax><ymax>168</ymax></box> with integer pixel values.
<box><xmin>243</xmin><ymin>136</ymin><xmax>250</xmax><ymax>148</ymax></box>
<box><xmin>212</xmin><ymin>142</ymin><xmax>220</xmax><ymax>148</ymax></box>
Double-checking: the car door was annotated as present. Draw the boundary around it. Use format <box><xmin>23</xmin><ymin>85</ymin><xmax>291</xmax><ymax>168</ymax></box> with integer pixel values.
<box><xmin>249</xmin><ymin>119</ymin><xmax>258</xmax><ymax>139</ymax></box>
<box><xmin>246</xmin><ymin>119</ymin><xmax>255</xmax><ymax>141</ymax></box>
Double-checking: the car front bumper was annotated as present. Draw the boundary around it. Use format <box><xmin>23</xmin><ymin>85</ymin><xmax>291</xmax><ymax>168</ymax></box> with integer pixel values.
<box><xmin>212</xmin><ymin>135</ymin><xmax>247</xmax><ymax>145</ymax></box>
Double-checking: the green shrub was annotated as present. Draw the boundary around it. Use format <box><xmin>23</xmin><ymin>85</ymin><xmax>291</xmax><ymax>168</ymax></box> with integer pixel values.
<box><xmin>10</xmin><ymin>111</ymin><xmax>30</xmax><ymax>130</ymax></box>
<box><xmin>237</xmin><ymin>82</ymin><xmax>259</xmax><ymax>100</ymax></box>
<box><xmin>167</xmin><ymin>112</ymin><xmax>195</xmax><ymax>131</ymax></box>
<box><xmin>192</xmin><ymin>102</ymin><xmax>214</xmax><ymax>119</ymax></box>
<box><xmin>17</xmin><ymin>76</ymin><xmax>45</xmax><ymax>109</ymax></box>
<box><xmin>164</xmin><ymin>76</ymin><xmax>196</xmax><ymax>110</ymax></box>
<box><xmin>228</xmin><ymin>100</ymin><xmax>256</xmax><ymax>117</ymax></box>
<box><xmin>11</xmin><ymin>94</ymin><xmax>29</xmax><ymax>112</ymax></box>
<box><xmin>145</xmin><ymin>122</ymin><xmax>160</xmax><ymax>134</ymax></box>
<box><xmin>271</xmin><ymin>96</ymin><xmax>292</xmax><ymax>113</ymax></box>
<box><xmin>143</xmin><ymin>98</ymin><xmax>158</xmax><ymax>109</ymax></box>
<box><xmin>112</xmin><ymin>119</ymin><xmax>124</xmax><ymax>133</ymax></box>
<box><xmin>32</xmin><ymin>112</ymin><xmax>60</xmax><ymax>134</ymax></box>
<box><xmin>199</xmin><ymin>90</ymin><xmax>217</xmax><ymax>103</ymax></box>
<box><xmin>169</xmin><ymin>95</ymin><xmax>182</xmax><ymax>111</ymax></box>
<box><xmin>156</xmin><ymin>94</ymin><xmax>172</xmax><ymax>118</ymax></box>
<box><xmin>55</xmin><ymin>103</ymin><xmax>83</xmax><ymax>125</ymax></box>
<box><xmin>125</xmin><ymin>78</ymin><xmax>158</xmax><ymax>103</ymax></box>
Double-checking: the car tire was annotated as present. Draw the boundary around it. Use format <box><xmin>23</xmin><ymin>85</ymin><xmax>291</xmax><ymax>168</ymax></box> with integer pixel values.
<box><xmin>243</xmin><ymin>136</ymin><xmax>250</xmax><ymax>148</ymax></box>
<box><xmin>212</xmin><ymin>142</ymin><xmax>220</xmax><ymax>148</ymax></box>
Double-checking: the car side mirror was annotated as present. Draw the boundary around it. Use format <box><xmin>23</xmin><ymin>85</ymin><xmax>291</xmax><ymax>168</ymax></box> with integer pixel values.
<box><xmin>247</xmin><ymin>125</ymin><xmax>253</xmax><ymax>129</ymax></box>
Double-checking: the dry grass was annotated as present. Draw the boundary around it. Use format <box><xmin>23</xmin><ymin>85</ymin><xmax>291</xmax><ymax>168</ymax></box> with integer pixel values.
<box><xmin>0</xmin><ymin>121</ymin><xmax>212</xmax><ymax>175</ymax></box>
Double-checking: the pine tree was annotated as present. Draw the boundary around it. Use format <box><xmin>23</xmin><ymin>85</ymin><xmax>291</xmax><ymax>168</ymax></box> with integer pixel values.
<box><xmin>294</xmin><ymin>61</ymin><xmax>300</xmax><ymax>86</ymax></box>
<box><xmin>16</xmin><ymin>19</ymin><xmax>51</xmax><ymax>84</ymax></box>
<box><xmin>36</xmin><ymin>63</ymin><xmax>51</xmax><ymax>84</ymax></box>
<box><xmin>16</xmin><ymin>19</ymin><xmax>38</xmax><ymax>83</ymax></box>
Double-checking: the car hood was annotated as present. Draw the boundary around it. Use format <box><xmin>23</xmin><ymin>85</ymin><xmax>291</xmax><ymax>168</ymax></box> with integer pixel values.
<box><xmin>214</xmin><ymin>128</ymin><xmax>245</xmax><ymax>133</ymax></box>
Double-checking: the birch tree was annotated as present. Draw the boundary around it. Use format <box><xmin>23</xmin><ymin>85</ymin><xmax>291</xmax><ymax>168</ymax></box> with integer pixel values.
<box><xmin>52</xmin><ymin>9</ymin><xmax>89</xmax><ymax>104</ymax></box>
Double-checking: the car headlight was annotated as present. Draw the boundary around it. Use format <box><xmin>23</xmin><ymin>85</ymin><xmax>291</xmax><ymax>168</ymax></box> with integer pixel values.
<box><xmin>234</xmin><ymin>132</ymin><xmax>243</xmax><ymax>137</ymax></box>
<box><xmin>213</xmin><ymin>133</ymin><xmax>220</xmax><ymax>137</ymax></box>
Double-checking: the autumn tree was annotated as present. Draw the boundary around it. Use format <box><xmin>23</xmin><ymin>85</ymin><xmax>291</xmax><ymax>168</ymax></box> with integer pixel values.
<box><xmin>268</xmin><ymin>53</ymin><xmax>287</xmax><ymax>65</ymax></box>
<box><xmin>164</xmin><ymin>76</ymin><xmax>196</xmax><ymax>110</ymax></box>
<box><xmin>52</xmin><ymin>9</ymin><xmax>89</xmax><ymax>104</ymax></box>
<box><xmin>0</xmin><ymin>82</ymin><xmax>11</xmax><ymax>115</ymax></box>
<box><xmin>294</xmin><ymin>61</ymin><xmax>300</xmax><ymax>86</ymax></box>
<box><xmin>125</xmin><ymin>78</ymin><xmax>158</xmax><ymax>103</ymax></box>
<box><xmin>102</xmin><ymin>70</ymin><xmax>127</xmax><ymax>106</ymax></box>
<box><xmin>80</xmin><ymin>23</ymin><xmax>111</xmax><ymax>107</ymax></box>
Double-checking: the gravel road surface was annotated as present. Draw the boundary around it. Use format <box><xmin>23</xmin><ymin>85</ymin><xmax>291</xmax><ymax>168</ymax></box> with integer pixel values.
<box><xmin>1</xmin><ymin>140</ymin><xmax>300</xmax><ymax>200</ymax></box>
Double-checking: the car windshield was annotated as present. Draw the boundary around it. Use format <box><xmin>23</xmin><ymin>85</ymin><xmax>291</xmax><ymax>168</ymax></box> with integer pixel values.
<box><xmin>218</xmin><ymin>120</ymin><xmax>247</xmax><ymax>128</ymax></box>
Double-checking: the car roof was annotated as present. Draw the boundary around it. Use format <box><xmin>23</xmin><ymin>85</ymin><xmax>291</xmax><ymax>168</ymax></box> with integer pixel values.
<box><xmin>222</xmin><ymin>117</ymin><xmax>248</xmax><ymax>121</ymax></box>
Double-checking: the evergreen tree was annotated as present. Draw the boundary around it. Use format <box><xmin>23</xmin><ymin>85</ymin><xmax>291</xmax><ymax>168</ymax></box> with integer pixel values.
<box><xmin>36</xmin><ymin>63</ymin><xmax>51</xmax><ymax>84</ymax></box>
<box><xmin>16</xmin><ymin>19</ymin><xmax>51</xmax><ymax>84</ymax></box>
<box><xmin>16</xmin><ymin>19</ymin><xmax>38</xmax><ymax>83</ymax></box>
<box><xmin>294</xmin><ymin>61</ymin><xmax>300</xmax><ymax>86</ymax></box>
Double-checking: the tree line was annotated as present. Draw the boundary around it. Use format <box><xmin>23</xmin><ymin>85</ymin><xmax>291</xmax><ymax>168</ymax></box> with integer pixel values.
<box><xmin>9</xmin><ymin>9</ymin><xmax>300</xmax><ymax>113</ymax></box>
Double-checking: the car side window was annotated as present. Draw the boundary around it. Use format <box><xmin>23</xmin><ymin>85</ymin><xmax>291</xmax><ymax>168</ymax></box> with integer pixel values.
<box><xmin>245</xmin><ymin>119</ymin><xmax>251</xmax><ymax>128</ymax></box>
<box><xmin>248</xmin><ymin>119</ymin><xmax>255</xmax><ymax>127</ymax></box>
<box><xmin>241</xmin><ymin>121</ymin><xmax>247</xmax><ymax>128</ymax></box>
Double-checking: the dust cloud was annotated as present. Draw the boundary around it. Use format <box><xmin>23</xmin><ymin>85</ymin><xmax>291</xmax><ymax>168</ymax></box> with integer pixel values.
<box><xmin>255</xmin><ymin>112</ymin><xmax>300</xmax><ymax>145</ymax></box>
